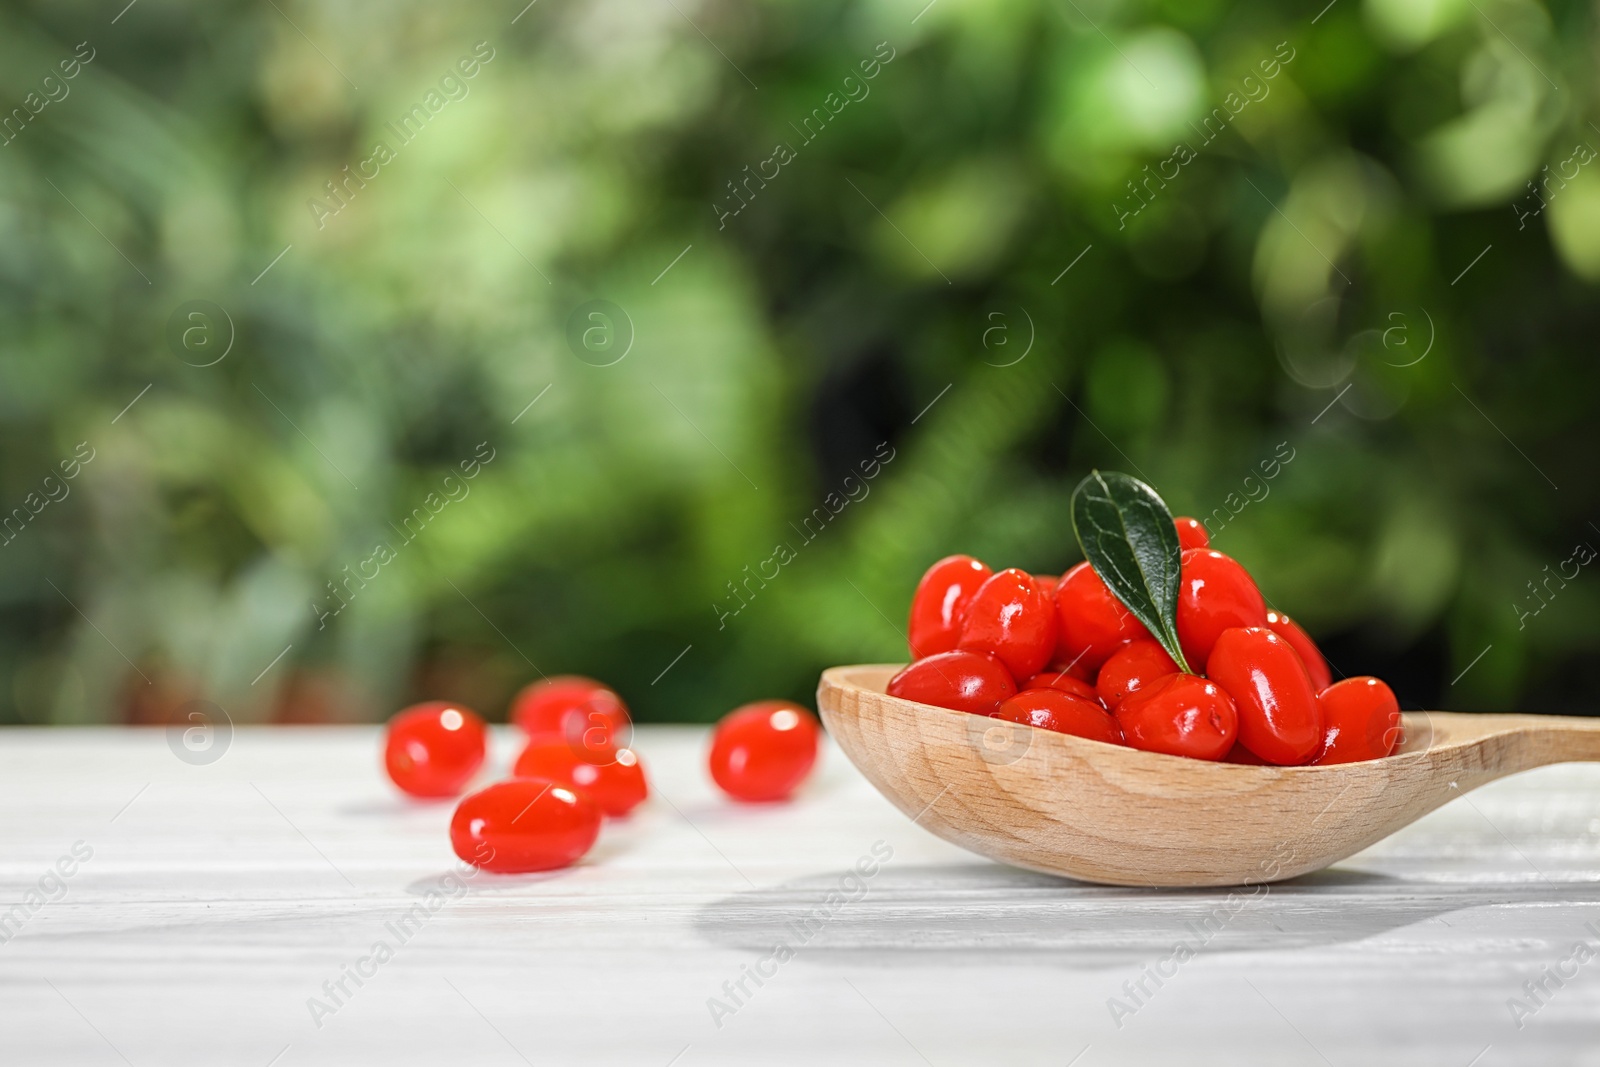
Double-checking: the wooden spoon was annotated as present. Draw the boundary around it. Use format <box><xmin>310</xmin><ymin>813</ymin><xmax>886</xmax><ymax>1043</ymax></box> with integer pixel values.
<box><xmin>817</xmin><ymin>664</ymin><xmax>1600</xmax><ymax>887</ymax></box>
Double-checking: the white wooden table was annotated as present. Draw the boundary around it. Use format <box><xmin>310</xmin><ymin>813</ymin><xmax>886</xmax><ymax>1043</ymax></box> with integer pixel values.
<box><xmin>3</xmin><ymin>725</ymin><xmax>1599</xmax><ymax>1065</ymax></box>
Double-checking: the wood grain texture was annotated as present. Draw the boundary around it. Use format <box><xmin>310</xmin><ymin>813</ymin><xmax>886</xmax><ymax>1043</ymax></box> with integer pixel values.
<box><xmin>818</xmin><ymin>665</ymin><xmax>1600</xmax><ymax>887</ymax></box>
<box><xmin>4</xmin><ymin>724</ymin><xmax>1600</xmax><ymax>1065</ymax></box>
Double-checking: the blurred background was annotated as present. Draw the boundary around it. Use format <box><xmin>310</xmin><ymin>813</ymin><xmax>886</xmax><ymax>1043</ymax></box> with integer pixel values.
<box><xmin>1</xmin><ymin>0</ymin><xmax>1596</xmax><ymax>728</ymax></box>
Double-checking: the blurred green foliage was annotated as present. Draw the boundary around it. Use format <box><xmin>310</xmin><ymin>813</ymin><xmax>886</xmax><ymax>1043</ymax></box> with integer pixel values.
<box><xmin>1</xmin><ymin>0</ymin><xmax>1597</xmax><ymax>725</ymax></box>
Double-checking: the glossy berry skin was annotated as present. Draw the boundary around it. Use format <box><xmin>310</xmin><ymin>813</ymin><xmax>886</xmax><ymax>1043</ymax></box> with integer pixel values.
<box><xmin>1174</xmin><ymin>516</ymin><xmax>1210</xmax><ymax>552</ymax></box>
<box><xmin>510</xmin><ymin>676</ymin><xmax>631</xmax><ymax>755</ymax></box>
<box><xmin>888</xmin><ymin>651</ymin><xmax>1018</xmax><ymax>715</ymax></box>
<box><xmin>1115</xmin><ymin>674</ymin><xmax>1238</xmax><ymax>761</ymax></box>
<box><xmin>1314</xmin><ymin>677</ymin><xmax>1401</xmax><ymax>765</ymax></box>
<box><xmin>1053</xmin><ymin>655</ymin><xmax>1099</xmax><ymax>682</ymax></box>
<box><xmin>1053</xmin><ymin>562</ymin><xmax>1150</xmax><ymax>673</ymax></box>
<box><xmin>1024</xmin><ymin>670</ymin><xmax>1101</xmax><ymax>705</ymax></box>
<box><xmin>1032</xmin><ymin>573</ymin><xmax>1060</xmax><ymax>600</ymax></box>
<box><xmin>1095</xmin><ymin>639</ymin><xmax>1179</xmax><ymax>710</ymax></box>
<box><xmin>1175</xmin><ymin>549</ymin><xmax>1267</xmax><ymax>668</ymax></box>
<box><xmin>957</xmin><ymin>569</ymin><xmax>1058</xmax><ymax>679</ymax></box>
<box><xmin>384</xmin><ymin>702</ymin><xmax>487</xmax><ymax>798</ymax></box>
<box><xmin>908</xmin><ymin>555</ymin><xmax>993</xmax><ymax>659</ymax></box>
<box><xmin>1264</xmin><ymin>610</ymin><xmax>1333</xmax><ymax>693</ymax></box>
<box><xmin>1206</xmin><ymin>627</ymin><xmax>1323</xmax><ymax>766</ymax></box>
<box><xmin>995</xmin><ymin>690</ymin><xmax>1122</xmax><ymax>745</ymax></box>
<box><xmin>709</xmin><ymin>701</ymin><xmax>821</xmax><ymax>802</ymax></box>
<box><xmin>513</xmin><ymin>740</ymin><xmax>648</xmax><ymax>817</ymax></box>
<box><xmin>451</xmin><ymin>778</ymin><xmax>601</xmax><ymax>872</ymax></box>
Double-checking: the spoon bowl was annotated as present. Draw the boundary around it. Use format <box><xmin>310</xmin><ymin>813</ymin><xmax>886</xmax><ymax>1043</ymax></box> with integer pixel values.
<box><xmin>817</xmin><ymin>665</ymin><xmax>1600</xmax><ymax>887</ymax></box>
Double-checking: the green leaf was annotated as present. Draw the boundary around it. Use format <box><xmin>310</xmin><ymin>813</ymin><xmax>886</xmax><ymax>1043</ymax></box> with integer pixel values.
<box><xmin>1070</xmin><ymin>470</ymin><xmax>1193</xmax><ymax>673</ymax></box>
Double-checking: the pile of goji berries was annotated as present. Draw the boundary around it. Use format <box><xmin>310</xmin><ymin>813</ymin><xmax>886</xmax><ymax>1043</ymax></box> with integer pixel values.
<box><xmin>382</xmin><ymin>679</ymin><xmax>820</xmax><ymax>872</ymax></box>
<box><xmin>889</xmin><ymin>517</ymin><xmax>1401</xmax><ymax>766</ymax></box>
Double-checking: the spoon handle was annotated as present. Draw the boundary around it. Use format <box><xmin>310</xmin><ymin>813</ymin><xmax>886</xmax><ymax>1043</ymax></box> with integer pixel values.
<box><xmin>1434</xmin><ymin>712</ymin><xmax>1600</xmax><ymax>771</ymax></box>
<box><xmin>1515</xmin><ymin>714</ymin><xmax>1600</xmax><ymax>767</ymax></box>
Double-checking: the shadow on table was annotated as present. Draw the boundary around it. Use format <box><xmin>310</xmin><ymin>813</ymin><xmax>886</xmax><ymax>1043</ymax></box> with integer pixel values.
<box><xmin>692</xmin><ymin>863</ymin><xmax>1600</xmax><ymax>967</ymax></box>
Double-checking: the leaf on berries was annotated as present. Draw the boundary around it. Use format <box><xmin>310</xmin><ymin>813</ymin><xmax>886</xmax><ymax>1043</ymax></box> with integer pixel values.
<box><xmin>1070</xmin><ymin>470</ymin><xmax>1193</xmax><ymax>673</ymax></box>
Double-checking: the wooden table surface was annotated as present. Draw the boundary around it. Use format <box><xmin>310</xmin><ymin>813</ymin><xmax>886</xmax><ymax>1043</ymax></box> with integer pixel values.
<box><xmin>2</xmin><ymin>724</ymin><xmax>1599</xmax><ymax>1065</ymax></box>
